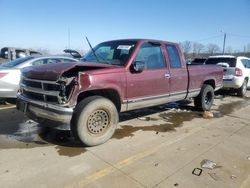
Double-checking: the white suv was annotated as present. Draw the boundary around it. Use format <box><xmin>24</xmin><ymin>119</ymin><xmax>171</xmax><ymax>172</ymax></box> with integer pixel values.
<box><xmin>205</xmin><ymin>55</ymin><xmax>250</xmax><ymax>96</ymax></box>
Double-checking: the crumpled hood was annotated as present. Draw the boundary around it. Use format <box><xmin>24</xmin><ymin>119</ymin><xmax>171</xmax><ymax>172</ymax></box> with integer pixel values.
<box><xmin>22</xmin><ymin>62</ymin><xmax>118</xmax><ymax>81</ymax></box>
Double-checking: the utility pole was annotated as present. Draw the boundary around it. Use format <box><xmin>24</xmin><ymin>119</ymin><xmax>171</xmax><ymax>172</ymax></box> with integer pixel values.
<box><xmin>222</xmin><ymin>32</ymin><xmax>226</xmax><ymax>54</ymax></box>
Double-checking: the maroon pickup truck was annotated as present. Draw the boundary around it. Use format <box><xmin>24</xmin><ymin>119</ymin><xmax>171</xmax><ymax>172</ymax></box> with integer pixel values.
<box><xmin>17</xmin><ymin>39</ymin><xmax>223</xmax><ymax>146</ymax></box>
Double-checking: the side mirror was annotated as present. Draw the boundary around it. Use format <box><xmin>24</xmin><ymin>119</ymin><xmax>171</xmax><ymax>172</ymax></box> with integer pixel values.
<box><xmin>132</xmin><ymin>61</ymin><xmax>145</xmax><ymax>72</ymax></box>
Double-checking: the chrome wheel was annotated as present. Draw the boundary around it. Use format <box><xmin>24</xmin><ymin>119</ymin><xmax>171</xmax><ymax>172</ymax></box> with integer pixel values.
<box><xmin>87</xmin><ymin>110</ymin><xmax>110</xmax><ymax>135</ymax></box>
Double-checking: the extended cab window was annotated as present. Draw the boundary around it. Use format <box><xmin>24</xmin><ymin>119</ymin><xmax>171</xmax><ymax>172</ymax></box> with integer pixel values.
<box><xmin>134</xmin><ymin>43</ymin><xmax>165</xmax><ymax>70</ymax></box>
<box><xmin>166</xmin><ymin>45</ymin><xmax>182</xmax><ymax>68</ymax></box>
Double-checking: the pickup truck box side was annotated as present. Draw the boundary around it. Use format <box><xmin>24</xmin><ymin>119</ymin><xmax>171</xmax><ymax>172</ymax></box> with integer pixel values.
<box><xmin>17</xmin><ymin>39</ymin><xmax>223</xmax><ymax>146</ymax></box>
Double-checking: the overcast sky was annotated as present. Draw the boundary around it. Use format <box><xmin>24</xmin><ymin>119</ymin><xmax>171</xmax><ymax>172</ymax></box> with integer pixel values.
<box><xmin>0</xmin><ymin>0</ymin><xmax>250</xmax><ymax>54</ymax></box>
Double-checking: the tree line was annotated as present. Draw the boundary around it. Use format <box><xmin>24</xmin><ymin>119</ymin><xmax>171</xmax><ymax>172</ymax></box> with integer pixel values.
<box><xmin>179</xmin><ymin>41</ymin><xmax>250</xmax><ymax>59</ymax></box>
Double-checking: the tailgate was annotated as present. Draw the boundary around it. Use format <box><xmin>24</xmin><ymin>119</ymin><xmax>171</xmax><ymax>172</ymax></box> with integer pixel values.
<box><xmin>223</xmin><ymin>67</ymin><xmax>235</xmax><ymax>80</ymax></box>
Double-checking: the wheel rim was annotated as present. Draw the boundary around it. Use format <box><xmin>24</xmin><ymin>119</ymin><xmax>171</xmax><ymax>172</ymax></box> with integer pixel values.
<box><xmin>87</xmin><ymin>109</ymin><xmax>110</xmax><ymax>135</ymax></box>
<box><xmin>205</xmin><ymin>91</ymin><xmax>212</xmax><ymax>106</ymax></box>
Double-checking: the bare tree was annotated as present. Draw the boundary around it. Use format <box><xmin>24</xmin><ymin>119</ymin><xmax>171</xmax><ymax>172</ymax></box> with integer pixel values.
<box><xmin>180</xmin><ymin>41</ymin><xmax>192</xmax><ymax>59</ymax></box>
<box><xmin>247</xmin><ymin>43</ymin><xmax>250</xmax><ymax>52</ymax></box>
<box><xmin>34</xmin><ymin>48</ymin><xmax>51</xmax><ymax>55</ymax></box>
<box><xmin>180</xmin><ymin>41</ymin><xmax>192</xmax><ymax>53</ymax></box>
<box><xmin>225</xmin><ymin>46</ymin><xmax>233</xmax><ymax>54</ymax></box>
<box><xmin>206</xmin><ymin>44</ymin><xmax>220</xmax><ymax>55</ymax></box>
<box><xmin>192</xmin><ymin>42</ymin><xmax>205</xmax><ymax>55</ymax></box>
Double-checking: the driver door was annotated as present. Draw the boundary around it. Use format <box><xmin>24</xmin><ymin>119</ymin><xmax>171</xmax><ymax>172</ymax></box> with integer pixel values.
<box><xmin>126</xmin><ymin>42</ymin><xmax>170</xmax><ymax>110</ymax></box>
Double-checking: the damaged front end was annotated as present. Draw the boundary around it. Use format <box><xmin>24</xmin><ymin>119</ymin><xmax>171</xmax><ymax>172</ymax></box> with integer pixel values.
<box><xmin>17</xmin><ymin>74</ymin><xmax>78</xmax><ymax>127</ymax></box>
<box><xmin>16</xmin><ymin>62</ymin><xmax>113</xmax><ymax>126</ymax></box>
<box><xmin>19</xmin><ymin>75</ymin><xmax>76</xmax><ymax>106</ymax></box>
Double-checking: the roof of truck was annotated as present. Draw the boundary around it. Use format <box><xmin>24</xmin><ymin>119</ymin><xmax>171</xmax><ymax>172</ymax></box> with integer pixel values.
<box><xmin>208</xmin><ymin>55</ymin><xmax>236</xmax><ymax>58</ymax></box>
<box><xmin>103</xmin><ymin>38</ymin><xmax>178</xmax><ymax>45</ymax></box>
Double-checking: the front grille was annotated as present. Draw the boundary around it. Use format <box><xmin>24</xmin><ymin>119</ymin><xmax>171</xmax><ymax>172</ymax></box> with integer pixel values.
<box><xmin>20</xmin><ymin>76</ymin><xmax>65</xmax><ymax>104</ymax></box>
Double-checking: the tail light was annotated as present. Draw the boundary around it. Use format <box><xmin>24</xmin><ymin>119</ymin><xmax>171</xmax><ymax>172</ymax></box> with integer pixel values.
<box><xmin>0</xmin><ymin>72</ymin><xmax>8</xmax><ymax>79</ymax></box>
<box><xmin>235</xmin><ymin>68</ymin><xmax>243</xmax><ymax>76</ymax></box>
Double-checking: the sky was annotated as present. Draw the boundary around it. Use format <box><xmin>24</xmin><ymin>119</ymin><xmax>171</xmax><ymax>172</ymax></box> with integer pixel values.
<box><xmin>0</xmin><ymin>0</ymin><xmax>250</xmax><ymax>54</ymax></box>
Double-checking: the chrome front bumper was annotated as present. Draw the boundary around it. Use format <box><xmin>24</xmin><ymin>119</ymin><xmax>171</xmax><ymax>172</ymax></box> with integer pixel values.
<box><xmin>16</xmin><ymin>94</ymin><xmax>73</xmax><ymax>125</ymax></box>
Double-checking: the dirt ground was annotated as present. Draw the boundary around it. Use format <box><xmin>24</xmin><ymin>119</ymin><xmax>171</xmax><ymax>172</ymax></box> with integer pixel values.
<box><xmin>0</xmin><ymin>92</ymin><xmax>250</xmax><ymax>188</ymax></box>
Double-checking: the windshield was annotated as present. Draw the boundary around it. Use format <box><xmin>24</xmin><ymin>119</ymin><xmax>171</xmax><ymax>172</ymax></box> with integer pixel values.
<box><xmin>0</xmin><ymin>56</ymin><xmax>34</xmax><ymax>68</ymax></box>
<box><xmin>81</xmin><ymin>40</ymin><xmax>137</xmax><ymax>66</ymax></box>
<box><xmin>205</xmin><ymin>57</ymin><xmax>236</xmax><ymax>67</ymax></box>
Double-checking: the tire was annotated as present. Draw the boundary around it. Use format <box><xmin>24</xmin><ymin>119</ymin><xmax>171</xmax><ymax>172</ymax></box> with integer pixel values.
<box><xmin>70</xmin><ymin>96</ymin><xmax>118</xmax><ymax>146</ymax></box>
<box><xmin>194</xmin><ymin>84</ymin><xmax>214</xmax><ymax>111</ymax></box>
<box><xmin>237</xmin><ymin>79</ymin><xmax>247</xmax><ymax>97</ymax></box>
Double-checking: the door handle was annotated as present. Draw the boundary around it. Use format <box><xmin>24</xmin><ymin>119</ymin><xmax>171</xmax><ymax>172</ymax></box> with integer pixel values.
<box><xmin>164</xmin><ymin>73</ymin><xmax>171</xmax><ymax>79</ymax></box>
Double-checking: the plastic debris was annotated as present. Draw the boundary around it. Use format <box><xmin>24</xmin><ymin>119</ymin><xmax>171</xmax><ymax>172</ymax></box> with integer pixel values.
<box><xmin>247</xmin><ymin>156</ymin><xmax>250</xmax><ymax>160</ymax></box>
<box><xmin>192</xmin><ymin>168</ymin><xmax>202</xmax><ymax>176</ymax></box>
<box><xmin>231</xmin><ymin>174</ymin><xmax>237</xmax><ymax>179</ymax></box>
<box><xmin>200</xmin><ymin>159</ymin><xmax>217</xmax><ymax>169</ymax></box>
<box><xmin>202</xmin><ymin>111</ymin><xmax>214</xmax><ymax>118</ymax></box>
<box><xmin>137</xmin><ymin>117</ymin><xmax>150</xmax><ymax>121</ymax></box>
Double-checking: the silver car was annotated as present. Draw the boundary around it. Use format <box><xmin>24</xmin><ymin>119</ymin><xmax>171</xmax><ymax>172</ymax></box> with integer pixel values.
<box><xmin>0</xmin><ymin>56</ymin><xmax>78</xmax><ymax>100</ymax></box>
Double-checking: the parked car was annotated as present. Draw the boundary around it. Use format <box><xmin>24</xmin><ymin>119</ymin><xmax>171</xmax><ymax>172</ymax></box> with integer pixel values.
<box><xmin>0</xmin><ymin>56</ymin><xmax>79</xmax><ymax>101</ymax></box>
<box><xmin>17</xmin><ymin>39</ymin><xmax>223</xmax><ymax>146</ymax></box>
<box><xmin>186</xmin><ymin>58</ymin><xmax>207</xmax><ymax>65</ymax></box>
<box><xmin>204</xmin><ymin>55</ymin><xmax>250</xmax><ymax>96</ymax></box>
<box><xmin>0</xmin><ymin>47</ymin><xmax>42</xmax><ymax>61</ymax></box>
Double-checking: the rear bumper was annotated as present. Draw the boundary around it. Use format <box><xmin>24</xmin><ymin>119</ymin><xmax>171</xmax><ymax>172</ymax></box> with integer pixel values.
<box><xmin>223</xmin><ymin>77</ymin><xmax>244</xmax><ymax>89</ymax></box>
<box><xmin>0</xmin><ymin>81</ymin><xmax>18</xmax><ymax>98</ymax></box>
<box><xmin>16</xmin><ymin>94</ymin><xmax>73</xmax><ymax>125</ymax></box>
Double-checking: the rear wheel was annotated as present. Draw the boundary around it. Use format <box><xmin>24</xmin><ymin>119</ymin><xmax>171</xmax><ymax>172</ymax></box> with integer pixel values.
<box><xmin>70</xmin><ymin>96</ymin><xmax>118</xmax><ymax>146</ymax></box>
<box><xmin>194</xmin><ymin>84</ymin><xmax>214</xmax><ymax>111</ymax></box>
<box><xmin>237</xmin><ymin>79</ymin><xmax>247</xmax><ymax>97</ymax></box>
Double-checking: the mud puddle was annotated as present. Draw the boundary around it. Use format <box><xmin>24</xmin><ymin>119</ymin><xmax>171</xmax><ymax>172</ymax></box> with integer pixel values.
<box><xmin>113</xmin><ymin>111</ymin><xmax>199</xmax><ymax>139</ymax></box>
<box><xmin>213</xmin><ymin>97</ymin><xmax>250</xmax><ymax>118</ymax></box>
<box><xmin>0</xmin><ymin>119</ymin><xmax>86</xmax><ymax>157</ymax></box>
<box><xmin>114</xmin><ymin>97</ymin><xmax>250</xmax><ymax>139</ymax></box>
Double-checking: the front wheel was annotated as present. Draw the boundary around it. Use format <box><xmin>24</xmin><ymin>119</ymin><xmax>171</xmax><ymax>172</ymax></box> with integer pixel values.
<box><xmin>70</xmin><ymin>96</ymin><xmax>118</xmax><ymax>146</ymax></box>
<box><xmin>194</xmin><ymin>84</ymin><xmax>214</xmax><ymax>111</ymax></box>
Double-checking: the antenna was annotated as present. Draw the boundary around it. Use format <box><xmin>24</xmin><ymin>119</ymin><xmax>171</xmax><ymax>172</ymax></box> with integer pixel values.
<box><xmin>85</xmin><ymin>36</ymin><xmax>99</xmax><ymax>62</ymax></box>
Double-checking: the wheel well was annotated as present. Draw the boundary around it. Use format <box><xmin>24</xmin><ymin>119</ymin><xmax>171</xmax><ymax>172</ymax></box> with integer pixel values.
<box><xmin>77</xmin><ymin>89</ymin><xmax>122</xmax><ymax>112</ymax></box>
<box><xmin>203</xmin><ymin>79</ymin><xmax>215</xmax><ymax>89</ymax></box>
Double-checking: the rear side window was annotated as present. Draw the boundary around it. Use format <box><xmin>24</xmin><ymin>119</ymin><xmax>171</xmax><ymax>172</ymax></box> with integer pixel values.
<box><xmin>165</xmin><ymin>45</ymin><xmax>182</xmax><ymax>68</ymax></box>
<box><xmin>63</xmin><ymin>58</ymin><xmax>77</xmax><ymax>63</ymax></box>
<box><xmin>241</xmin><ymin>59</ymin><xmax>250</xmax><ymax>68</ymax></box>
<box><xmin>247</xmin><ymin>60</ymin><xmax>250</xmax><ymax>68</ymax></box>
<box><xmin>205</xmin><ymin>58</ymin><xmax>236</xmax><ymax>67</ymax></box>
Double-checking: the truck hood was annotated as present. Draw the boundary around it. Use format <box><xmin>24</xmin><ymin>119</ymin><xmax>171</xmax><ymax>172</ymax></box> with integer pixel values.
<box><xmin>22</xmin><ymin>62</ymin><xmax>119</xmax><ymax>81</ymax></box>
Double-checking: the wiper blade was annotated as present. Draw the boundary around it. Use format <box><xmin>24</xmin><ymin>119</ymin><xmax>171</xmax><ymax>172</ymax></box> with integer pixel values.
<box><xmin>85</xmin><ymin>36</ymin><xmax>100</xmax><ymax>63</ymax></box>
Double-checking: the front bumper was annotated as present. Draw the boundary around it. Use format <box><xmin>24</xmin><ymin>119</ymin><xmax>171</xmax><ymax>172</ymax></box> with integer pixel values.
<box><xmin>16</xmin><ymin>94</ymin><xmax>73</xmax><ymax>125</ymax></box>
